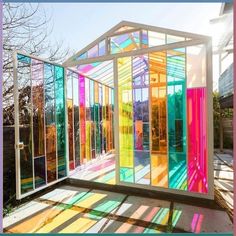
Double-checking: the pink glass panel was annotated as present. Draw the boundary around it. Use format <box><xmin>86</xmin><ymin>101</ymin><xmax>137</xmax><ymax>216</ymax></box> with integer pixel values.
<box><xmin>79</xmin><ymin>75</ymin><xmax>86</xmax><ymax>163</ymax></box>
<box><xmin>187</xmin><ymin>87</ymin><xmax>208</xmax><ymax>193</ymax></box>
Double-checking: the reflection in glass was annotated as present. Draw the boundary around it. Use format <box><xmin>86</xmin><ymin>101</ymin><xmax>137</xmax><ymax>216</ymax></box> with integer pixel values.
<box><xmin>167</xmin><ymin>48</ymin><xmax>187</xmax><ymax>190</ymax></box>
<box><xmin>17</xmin><ymin>57</ymin><xmax>33</xmax><ymax>193</ymax></box>
<box><xmin>132</xmin><ymin>55</ymin><xmax>150</xmax><ymax>185</ymax></box>
<box><xmin>118</xmin><ymin>57</ymin><xmax>134</xmax><ymax>183</ymax></box>
<box><xmin>149</xmin><ymin>51</ymin><xmax>168</xmax><ymax>188</ymax></box>
<box><xmin>73</xmin><ymin>73</ymin><xmax>80</xmax><ymax>167</ymax></box>
<box><xmin>187</xmin><ymin>87</ymin><xmax>208</xmax><ymax>193</ymax></box>
<box><xmin>55</xmin><ymin>66</ymin><xmax>66</xmax><ymax>178</ymax></box>
<box><xmin>79</xmin><ymin>75</ymin><xmax>86</xmax><ymax>163</ymax></box>
<box><xmin>32</xmin><ymin>59</ymin><xmax>45</xmax><ymax>158</ymax></box>
<box><xmin>34</xmin><ymin>156</ymin><xmax>46</xmax><ymax>188</ymax></box>
<box><xmin>44</xmin><ymin>63</ymin><xmax>56</xmax><ymax>183</ymax></box>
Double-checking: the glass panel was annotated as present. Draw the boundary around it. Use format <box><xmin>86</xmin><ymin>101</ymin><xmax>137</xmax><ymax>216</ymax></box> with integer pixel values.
<box><xmin>149</xmin><ymin>52</ymin><xmax>168</xmax><ymax>188</ymax></box>
<box><xmin>79</xmin><ymin>75</ymin><xmax>86</xmax><ymax>164</ymax></box>
<box><xmin>187</xmin><ymin>45</ymin><xmax>206</xmax><ymax>88</ymax></box>
<box><xmin>55</xmin><ymin>66</ymin><xmax>66</xmax><ymax>179</ymax></box>
<box><xmin>32</xmin><ymin>59</ymin><xmax>45</xmax><ymax>158</ymax></box>
<box><xmin>142</xmin><ymin>30</ymin><xmax>148</xmax><ymax>48</ymax></box>
<box><xmin>90</xmin><ymin>80</ymin><xmax>95</xmax><ymax>159</ymax></box>
<box><xmin>18</xmin><ymin>56</ymin><xmax>33</xmax><ymax>193</ymax></box>
<box><xmin>44</xmin><ymin>63</ymin><xmax>57</xmax><ymax>183</ymax></box>
<box><xmin>167</xmin><ymin>35</ymin><xmax>185</xmax><ymax>44</ymax></box>
<box><xmin>76</xmin><ymin>52</ymin><xmax>87</xmax><ymax>61</ymax></box>
<box><xmin>108</xmin><ymin>88</ymin><xmax>113</xmax><ymax>150</ymax></box>
<box><xmin>67</xmin><ymin>72</ymin><xmax>74</xmax><ymax>170</ymax></box>
<box><xmin>99</xmin><ymin>84</ymin><xmax>103</xmax><ymax>154</ymax></box>
<box><xmin>110</xmin><ymin>31</ymin><xmax>140</xmax><ymax>54</ymax></box>
<box><xmin>34</xmin><ymin>156</ymin><xmax>46</xmax><ymax>188</ymax></box>
<box><xmin>67</xmin><ymin>99</ymin><xmax>74</xmax><ymax>170</ymax></box>
<box><xmin>148</xmin><ymin>31</ymin><xmax>165</xmax><ymax>47</ymax></box>
<box><xmin>94</xmin><ymin>81</ymin><xmax>101</xmax><ymax>155</ymax></box>
<box><xmin>88</xmin><ymin>45</ymin><xmax>99</xmax><ymax>58</ymax></box>
<box><xmin>187</xmin><ymin>87</ymin><xmax>208</xmax><ymax>193</ymax></box>
<box><xmin>132</xmin><ymin>55</ymin><xmax>150</xmax><ymax>185</ymax></box>
<box><xmin>105</xmin><ymin>86</ymin><xmax>110</xmax><ymax>151</ymax></box>
<box><xmin>73</xmin><ymin>73</ymin><xmax>80</xmax><ymax>167</ymax></box>
<box><xmin>111</xmin><ymin>89</ymin><xmax>115</xmax><ymax>149</ymax></box>
<box><xmin>118</xmin><ymin>57</ymin><xmax>134</xmax><ymax>183</ymax></box>
<box><xmin>167</xmin><ymin>48</ymin><xmax>187</xmax><ymax>190</ymax></box>
<box><xmin>99</xmin><ymin>40</ymin><xmax>106</xmax><ymax>56</ymax></box>
<box><xmin>115</xmin><ymin>25</ymin><xmax>135</xmax><ymax>33</ymax></box>
<box><xmin>102</xmin><ymin>85</ymin><xmax>107</xmax><ymax>153</ymax></box>
<box><xmin>85</xmin><ymin>78</ymin><xmax>91</xmax><ymax>161</ymax></box>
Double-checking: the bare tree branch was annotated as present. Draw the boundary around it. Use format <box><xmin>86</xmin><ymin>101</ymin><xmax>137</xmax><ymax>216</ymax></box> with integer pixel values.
<box><xmin>3</xmin><ymin>3</ymin><xmax>73</xmax><ymax>125</ymax></box>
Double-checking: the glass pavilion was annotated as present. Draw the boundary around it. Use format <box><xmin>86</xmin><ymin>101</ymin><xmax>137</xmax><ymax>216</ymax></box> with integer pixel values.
<box><xmin>14</xmin><ymin>21</ymin><xmax>213</xmax><ymax>200</ymax></box>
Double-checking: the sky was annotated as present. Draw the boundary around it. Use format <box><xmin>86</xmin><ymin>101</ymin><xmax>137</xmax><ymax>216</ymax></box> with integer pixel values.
<box><xmin>40</xmin><ymin>3</ymin><xmax>224</xmax><ymax>90</ymax></box>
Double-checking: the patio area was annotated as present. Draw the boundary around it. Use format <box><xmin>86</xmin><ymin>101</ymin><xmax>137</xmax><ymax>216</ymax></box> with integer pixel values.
<box><xmin>3</xmin><ymin>185</ymin><xmax>233</xmax><ymax>233</ymax></box>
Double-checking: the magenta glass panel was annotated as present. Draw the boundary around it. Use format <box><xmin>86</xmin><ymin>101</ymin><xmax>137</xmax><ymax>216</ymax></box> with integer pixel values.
<box><xmin>79</xmin><ymin>75</ymin><xmax>86</xmax><ymax>163</ymax></box>
<box><xmin>187</xmin><ymin>87</ymin><xmax>208</xmax><ymax>193</ymax></box>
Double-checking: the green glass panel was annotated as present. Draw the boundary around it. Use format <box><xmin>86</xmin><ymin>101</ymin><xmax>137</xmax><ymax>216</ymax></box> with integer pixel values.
<box><xmin>167</xmin><ymin>48</ymin><xmax>187</xmax><ymax>190</ymax></box>
<box><xmin>120</xmin><ymin>168</ymin><xmax>134</xmax><ymax>183</ymax></box>
<box><xmin>55</xmin><ymin>66</ymin><xmax>66</xmax><ymax>178</ymax></box>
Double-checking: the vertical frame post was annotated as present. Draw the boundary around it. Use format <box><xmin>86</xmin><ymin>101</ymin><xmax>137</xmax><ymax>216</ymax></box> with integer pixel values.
<box><xmin>13</xmin><ymin>51</ymin><xmax>21</xmax><ymax>199</ymax></box>
<box><xmin>64</xmin><ymin>68</ymin><xmax>70</xmax><ymax>177</ymax></box>
<box><xmin>113</xmin><ymin>58</ymin><xmax>120</xmax><ymax>185</ymax></box>
<box><xmin>206</xmin><ymin>39</ymin><xmax>214</xmax><ymax>199</ymax></box>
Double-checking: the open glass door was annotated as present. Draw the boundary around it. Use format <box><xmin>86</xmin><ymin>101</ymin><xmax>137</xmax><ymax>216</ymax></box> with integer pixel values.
<box><xmin>14</xmin><ymin>51</ymin><xmax>68</xmax><ymax>199</ymax></box>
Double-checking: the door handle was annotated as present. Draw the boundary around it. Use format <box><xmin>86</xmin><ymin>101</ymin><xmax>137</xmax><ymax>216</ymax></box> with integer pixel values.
<box><xmin>16</xmin><ymin>142</ymin><xmax>24</xmax><ymax>150</ymax></box>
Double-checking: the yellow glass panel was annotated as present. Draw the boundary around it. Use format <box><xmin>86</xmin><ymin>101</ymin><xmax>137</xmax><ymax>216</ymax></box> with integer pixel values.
<box><xmin>118</xmin><ymin>57</ymin><xmax>134</xmax><ymax>172</ymax></box>
<box><xmin>149</xmin><ymin>51</ymin><xmax>168</xmax><ymax>188</ymax></box>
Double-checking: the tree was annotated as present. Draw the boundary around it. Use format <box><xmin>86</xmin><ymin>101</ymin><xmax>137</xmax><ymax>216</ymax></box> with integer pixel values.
<box><xmin>3</xmin><ymin>3</ymin><xmax>72</xmax><ymax>125</ymax></box>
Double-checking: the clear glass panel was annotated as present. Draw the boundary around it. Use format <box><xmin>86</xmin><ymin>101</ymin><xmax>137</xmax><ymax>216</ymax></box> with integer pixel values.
<box><xmin>99</xmin><ymin>40</ymin><xmax>106</xmax><ymax>56</ymax></box>
<box><xmin>88</xmin><ymin>45</ymin><xmax>99</xmax><ymax>58</ymax></box>
<box><xmin>115</xmin><ymin>25</ymin><xmax>136</xmax><ymax>33</ymax></box>
<box><xmin>167</xmin><ymin>35</ymin><xmax>185</xmax><ymax>44</ymax></box>
<box><xmin>148</xmin><ymin>31</ymin><xmax>165</xmax><ymax>47</ymax></box>
<box><xmin>44</xmin><ymin>63</ymin><xmax>57</xmax><ymax>183</ymax></box>
<box><xmin>132</xmin><ymin>55</ymin><xmax>150</xmax><ymax>185</ymax></box>
<box><xmin>187</xmin><ymin>44</ymin><xmax>206</xmax><ymax>88</ymax></box>
<box><xmin>67</xmin><ymin>71</ymin><xmax>74</xmax><ymax>170</ymax></box>
<box><xmin>76</xmin><ymin>52</ymin><xmax>87</xmax><ymax>61</ymax></box>
<box><xmin>31</xmin><ymin>59</ymin><xmax>45</xmax><ymax>158</ymax></box>
<box><xmin>17</xmin><ymin>55</ymin><xmax>33</xmax><ymax>193</ymax></box>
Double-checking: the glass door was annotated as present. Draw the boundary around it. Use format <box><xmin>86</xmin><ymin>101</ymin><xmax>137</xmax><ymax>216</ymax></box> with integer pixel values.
<box><xmin>14</xmin><ymin>52</ymin><xmax>68</xmax><ymax>199</ymax></box>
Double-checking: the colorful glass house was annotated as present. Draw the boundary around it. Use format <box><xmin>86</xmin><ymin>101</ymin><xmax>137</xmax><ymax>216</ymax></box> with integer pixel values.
<box><xmin>14</xmin><ymin>21</ymin><xmax>213</xmax><ymax>200</ymax></box>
